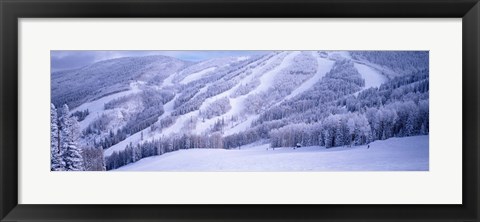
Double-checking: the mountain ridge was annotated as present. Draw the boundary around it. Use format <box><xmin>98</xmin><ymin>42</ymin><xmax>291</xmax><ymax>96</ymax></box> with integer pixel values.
<box><xmin>50</xmin><ymin>51</ymin><xmax>429</xmax><ymax>171</ymax></box>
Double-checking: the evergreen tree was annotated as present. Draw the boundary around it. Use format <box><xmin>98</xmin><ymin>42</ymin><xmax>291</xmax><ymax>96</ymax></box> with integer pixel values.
<box><xmin>60</xmin><ymin>104</ymin><xmax>85</xmax><ymax>171</ymax></box>
<box><xmin>50</xmin><ymin>103</ymin><xmax>65</xmax><ymax>171</ymax></box>
<box><xmin>82</xmin><ymin>146</ymin><xmax>106</xmax><ymax>171</ymax></box>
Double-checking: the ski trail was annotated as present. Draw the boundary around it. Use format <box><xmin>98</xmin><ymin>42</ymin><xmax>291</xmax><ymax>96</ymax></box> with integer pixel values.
<box><xmin>249</xmin><ymin>51</ymin><xmax>300</xmax><ymax>95</ymax></box>
<box><xmin>220</xmin><ymin>52</ymin><xmax>299</xmax><ymax>135</ymax></box>
<box><xmin>72</xmin><ymin>82</ymin><xmax>142</xmax><ymax>130</ymax></box>
<box><xmin>284</xmin><ymin>52</ymin><xmax>335</xmax><ymax>101</ymax></box>
<box><xmin>180</xmin><ymin>67</ymin><xmax>217</xmax><ymax>84</ymax></box>
<box><xmin>104</xmin><ymin>94</ymin><xmax>177</xmax><ymax>157</ymax></box>
<box><xmin>354</xmin><ymin>63</ymin><xmax>388</xmax><ymax>89</ymax></box>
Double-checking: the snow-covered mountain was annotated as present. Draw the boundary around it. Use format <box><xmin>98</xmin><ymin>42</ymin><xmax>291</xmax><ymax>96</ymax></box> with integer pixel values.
<box><xmin>51</xmin><ymin>55</ymin><xmax>191</xmax><ymax>109</ymax></box>
<box><xmin>50</xmin><ymin>51</ymin><xmax>429</xmax><ymax>171</ymax></box>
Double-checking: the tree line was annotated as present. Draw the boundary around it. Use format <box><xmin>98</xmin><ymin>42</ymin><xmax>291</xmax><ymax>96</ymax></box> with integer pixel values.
<box><xmin>105</xmin><ymin>132</ymin><xmax>224</xmax><ymax>170</ymax></box>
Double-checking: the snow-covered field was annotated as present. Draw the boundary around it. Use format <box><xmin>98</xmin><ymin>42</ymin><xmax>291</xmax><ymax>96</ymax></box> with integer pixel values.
<box><xmin>116</xmin><ymin>135</ymin><xmax>429</xmax><ymax>171</ymax></box>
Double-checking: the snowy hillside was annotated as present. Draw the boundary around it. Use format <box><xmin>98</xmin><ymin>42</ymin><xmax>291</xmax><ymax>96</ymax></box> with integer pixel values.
<box><xmin>117</xmin><ymin>135</ymin><xmax>429</xmax><ymax>171</ymax></box>
<box><xmin>51</xmin><ymin>55</ymin><xmax>190</xmax><ymax>109</ymax></box>
<box><xmin>50</xmin><ymin>50</ymin><xmax>429</xmax><ymax>171</ymax></box>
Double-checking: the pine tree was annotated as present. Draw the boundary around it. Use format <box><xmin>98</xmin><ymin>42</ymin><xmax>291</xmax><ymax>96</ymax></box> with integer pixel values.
<box><xmin>60</xmin><ymin>104</ymin><xmax>85</xmax><ymax>171</ymax></box>
<box><xmin>50</xmin><ymin>103</ymin><xmax>65</xmax><ymax>171</ymax></box>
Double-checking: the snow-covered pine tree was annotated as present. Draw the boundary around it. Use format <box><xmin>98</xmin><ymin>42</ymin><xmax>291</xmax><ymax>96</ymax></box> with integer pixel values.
<box><xmin>134</xmin><ymin>143</ymin><xmax>142</xmax><ymax>161</ymax></box>
<box><xmin>82</xmin><ymin>146</ymin><xmax>106</xmax><ymax>171</ymax></box>
<box><xmin>60</xmin><ymin>104</ymin><xmax>85</xmax><ymax>171</ymax></box>
<box><xmin>50</xmin><ymin>103</ymin><xmax>65</xmax><ymax>171</ymax></box>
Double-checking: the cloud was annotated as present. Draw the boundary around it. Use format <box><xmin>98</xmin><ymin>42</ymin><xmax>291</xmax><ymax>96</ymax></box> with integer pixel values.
<box><xmin>51</xmin><ymin>50</ymin><xmax>269</xmax><ymax>72</ymax></box>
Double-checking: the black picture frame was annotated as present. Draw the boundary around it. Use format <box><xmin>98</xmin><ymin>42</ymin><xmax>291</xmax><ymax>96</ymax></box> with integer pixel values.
<box><xmin>1</xmin><ymin>0</ymin><xmax>479</xmax><ymax>221</ymax></box>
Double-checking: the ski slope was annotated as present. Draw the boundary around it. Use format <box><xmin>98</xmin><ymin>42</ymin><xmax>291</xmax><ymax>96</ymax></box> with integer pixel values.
<box><xmin>71</xmin><ymin>82</ymin><xmax>142</xmax><ymax>130</ymax></box>
<box><xmin>354</xmin><ymin>63</ymin><xmax>388</xmax><ymax>89</ymax></box>
<box><xmin>104</xmin><ymin>94</ymin><xmax>178</xmax><ymax>157</ymax></box>
<box><xmin>180</xmin><ymin>67</ymin><xmax>217</xmax><ymax>84</ymax></box>
<box><xmin>284</xmin><ymin>52</ymin><xmax>335</xmax><ymax>101</ymax></box>
<box><xmin>250</xmin><ymin>51</ymin><xmax>299</xmax><ymax>94</ymax></box>
<box><xmin>116</xmin><ymin>135</ymin><xmax>429</xmax><ymax>171</ymax></box>
<box><xmin>195</xmin><ymin>53</ymin><xmax>288</xmax><ymax>134</ymax></box>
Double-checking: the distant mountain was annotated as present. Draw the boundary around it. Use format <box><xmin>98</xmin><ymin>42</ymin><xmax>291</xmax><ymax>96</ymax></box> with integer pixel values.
<box><xmin>50</xmin><ymin>51</ymin><xmax>429</xmax><ymax>171</ymax></box>
<box><xmin>51</xmin><ymin>55</ymin><xmax>191</xmax><ymax>109</ymax></box>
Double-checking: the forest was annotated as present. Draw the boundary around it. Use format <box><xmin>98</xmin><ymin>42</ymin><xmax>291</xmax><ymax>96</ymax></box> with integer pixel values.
<box><xmin>51</xmin><ymin>51</ymin><xmax>429</xmax><ymax>171</ymax></box>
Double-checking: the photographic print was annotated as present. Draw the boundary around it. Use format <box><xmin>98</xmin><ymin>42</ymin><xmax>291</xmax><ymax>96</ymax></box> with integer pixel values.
<box><xmin>50</xmin><ymin>50</ymin><xmax>429</xmax><ymax>171</ymax></box>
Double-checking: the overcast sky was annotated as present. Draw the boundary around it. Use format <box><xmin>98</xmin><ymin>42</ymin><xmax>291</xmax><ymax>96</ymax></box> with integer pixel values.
<box><xmin>51</xmin><ymin>50</ymin><xmax>268</xmax><ymax>72</ymax></box>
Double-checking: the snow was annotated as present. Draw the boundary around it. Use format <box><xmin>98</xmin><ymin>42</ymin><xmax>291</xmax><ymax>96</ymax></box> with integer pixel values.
<box><xmin>162</xmin><ymin>113</ymin><xmax>193</xmax><ymax>135</ymax></box>
<box><xmin>284</xmin><ymin>52</ymin><xmax>334</xmax><ymax>101</ymax></box>
<box><xmin>238</xmin><ymin>140</ymin><xmax>270</xmax><ymax>150</ymax></box>
<box><xmin>323</xmin><ymin>51</ymin><xmax>390</xmax><ymax>87</ymax></box>
<box><xmin>212</xmin><ymin>51</ymin><xmax>300</xmax><ymax>135</ymax></box>
<box><xmin>116</xmin><ymin>135</ymin><xmax>429</xmax><ymax>171</ymax></box>
<box><xmin>104</xmin><ymin>94</ymin><xmax>178</xmax><ymax>157</ymax></box>
<box><xmin>52</xmin><ymin>51</ymin><xmax>429</xmax><ymax>172</ymax></box>
<box><xmin>161</xmin><ymin>72</ymin><xmax>176</xmax><ymax>86</ymax></box>
<box><xmin>158</xmin><ymin>56</ymin><xmax>271</xmax><ymax>136</ymax></box>
<box><xmin>223</xmin><ymin>113</ymin><xmax>257</xmax><ymax>136</ymax></box>
<box><xmin>193</xmin><ymin>51</ymin><xmax>328</xmax><ymax>136</ymax></box>
<box><xmin>249</xmin><ymin>51</ymin><xmax>300</xmax><ymax>94</ymax></box>
<box><xmin>156</xmin><ymin>52</ymin><xmax>299</xmax><ymax>136</ymax></box>
<box><xmin>354</xmin><ymin>63</ymin><xmax>388</xmax><ymax>89</ymax></box>
<box><xmin>192</xmin><ymin>55</ymin><xmax>285</xmax><ymax>135</ymax></box>
<box><xmin>353</xmin><ymin>60</ymin><xmax>398</xmax><ymax>79</ymax></box>
<box><xmin>71</xmin><ymin>82</ymin><xmax>142</xmax><ymax>130</ymax></box>
<box><xmin>328</xmin><ymin>51</ymin><xmax>352</xmax><ymax>60</ymax></box>
<box><xmin>103</xmin><ymin>53</ymin><xmax>269</xmax><ymax>156</ymax></box>
<box><xmin>180</xmin><ymin>67</ymin><xmax>217</xmax><ymax>84</ymax></box>
<box><xmin>236</xmin><ymin>56</ymin><xmax>249</xmax><ymax>61</ymax></box>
